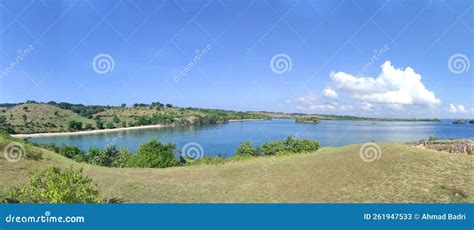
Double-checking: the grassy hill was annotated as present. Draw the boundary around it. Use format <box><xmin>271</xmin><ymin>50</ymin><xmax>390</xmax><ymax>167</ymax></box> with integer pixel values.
<box><xmin>0</xmin><ymin>134</ymin><xmax>472</xmax><ymax>203</ymax></box>
<box><xmin>0</xmin><ymin>103</ymin><xmax>95</xmax><ymax>133</ymax></box>
<box><xmin>0</xmin><ymin>101</ymin><xmax>446</xmax><ymax>135</ymax></box>
<box><xmin>0</xmin><ymin>102</ymin><xmax>270</xmax><ymax>134</ymax></box>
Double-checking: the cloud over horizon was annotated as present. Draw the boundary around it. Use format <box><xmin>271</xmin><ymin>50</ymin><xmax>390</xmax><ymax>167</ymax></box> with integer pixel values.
<box><xmin>448</xmin><ymin>104</ymin><xmax>467</xmax><ymax>113</ymax></box>
<box><xmin>330</xmin><ymin>61</ymin><xmax>440</xmax><ymax>108</ymax></box>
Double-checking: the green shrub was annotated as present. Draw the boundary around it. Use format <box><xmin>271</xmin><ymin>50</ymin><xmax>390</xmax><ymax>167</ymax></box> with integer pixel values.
<box><xmin>132</xmin><ymin>140</ymin><xmax>179</xmax><ymax>168</ymax></box>
<box><xmin>105</xmin><ymin>122</ymin><xmax>114</xmax><ymax>129</ymax></box>
<box><xmin>111</xmin><ymin>149</ymin><xmax>133</xmax><ymax>168</ymax></box>
<box><xmin>295</xmin><ymin>139</ymin><xmax>320</xmax><ymax>152</ymax></box>
<box><xmin>4</xmin><ymin>167</ymin><xmax>101</xmax><ymax>203</ymax></box>
<box><xmin>235</xmin><ymin>141</ymin><xmax>256</xmax><ymax>156</ymax></box>
<box><xmin>96</xmin><ymin>121</ymin><xmax>104</xmax><ymax>129</ymax></box>
<box><xmin>85</xmin><ymin>123</ymin><xmax>94</xmax><ymax>130</ymax></box>
<box><xmin>257</xmin><ymin>140</ymin><xmax>285</xmax><ymax>156</ymax></box>
<box><xmin>68</xmin><ymin>120</ymin><xmax>83</xmax><ymax>131</ymax></box>
<box><xmin>59</xmin><ymin>146</ymin><xmax>83</xmax><ymax>159</ymax></box>
<box><xmin>89</xmin><ymin>146</ymin><xmax>120</xmax><ymax>167</ymax></box>
<box><xmin>428</xmin><ymin>135</ymin><xmax>439</xmax><ymax>141</ymax></box>
<box><xmin>283</xmin><ymin>136</ymin><xmax>319</xmax><ymax>153</ymax></box>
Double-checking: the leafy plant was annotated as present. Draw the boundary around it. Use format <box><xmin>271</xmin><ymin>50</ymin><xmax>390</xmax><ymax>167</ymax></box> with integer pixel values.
<box><xmin>235</xmin><ymin>141</ymin><xmax>256</xmax><ymax>156</ymax></box>
<box><xmin>4</xmin><ymin>167</ymin><xmax>102</xmax><ymax>203</ymax></box>
<box><xmin>132</xmin><ymin>140</ymin><xmax>179</xmax><ymax>168</ymax></box>
<box><xmin>283</xmin><ymin>136</ymin><xmax>319</xmax><ymax>153</ymax></box>
<box><xmin>257</xmin><ymin>140</ymin><xmax>285</xmax><ymax>156</ymax></box>
<box><xmin>89</xmin><ymin>146</ymin><xmax>120</xmax><ymax>167</ymax></box>
<box><xmin>68</xmin><ymin>120</ymin><xmax>83</xmax><ymax>131</ymax></box>
<box><xmin>111</xmin><ymin>149</ymin><xmax>133</xmax><ymax>168</ymax></box>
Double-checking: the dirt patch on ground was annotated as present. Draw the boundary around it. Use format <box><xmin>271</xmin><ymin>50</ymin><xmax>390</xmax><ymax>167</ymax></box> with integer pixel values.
<box><xmin>407</xmin><ymin>140</ymin><xmax>474</xmax><ymax>155</ymax></box>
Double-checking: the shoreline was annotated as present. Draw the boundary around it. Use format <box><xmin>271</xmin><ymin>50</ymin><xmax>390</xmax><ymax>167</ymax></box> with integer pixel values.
<box><xmin>9</xmin><ymin>117</ymin><xmax>451</xmax><ymax>138</ymax></box>
<box><xmin>11</xmin><ymin>119</ymin><xmax>265</xmax><ymax>138</ymax></box>
<box><xmin>228</xmin><ymin>118</ymin><xmax>267</xmax><ymax>122</ymax></box>
<box><xmin>11</xmin><ymin>124</ymin><xmax>173</xmax><ymax>138</ymax></box>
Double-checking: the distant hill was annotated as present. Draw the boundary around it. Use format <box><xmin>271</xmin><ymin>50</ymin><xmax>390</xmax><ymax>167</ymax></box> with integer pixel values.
<box><xmin>0</xmin><ymin>101</ymin><xmax>442</xmax><ymax>134</ymax></box>
<box><xmin>0</xmin><ymin>102</ymin><xmax>269</xmax><ymax>134</ymax></box>
<box><xmin>252</xmin><ymin>111</ymin><xmax>441</xmax><ymax>122</ymax></box>
<box><xmin>0</xmin><ymin>103</ymin><xmax>95</xmax><ymax>134</ymax></box>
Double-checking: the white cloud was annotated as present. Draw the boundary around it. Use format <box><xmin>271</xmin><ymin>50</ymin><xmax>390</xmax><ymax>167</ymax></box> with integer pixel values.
<box><xmin>295</xmin><ymin>91</ymin><xmax>351</xmax><ymax>111</ymax></box>
<box><xmin>330</xmin><ymin>61</ymin><xmax>440</xmax><ymax>108</ymax></box>
<box><xmin>361</xmin><ymin>102</ymin><xmax>373</xmax><ymax>111</ymax></box>
<box><xmin>448</xmin><ymin>104</ymin><xmax>467</xmax><ymax>113</ymax></box>
<box><xmin>322</xmin><ymin>88</ymin><xmax>338</xmax><ymax>99</ymax></box>
<box><xmin>296</xmin><ymin>91</ymin><xmax>317</xmax><ymax>106</ymax></box>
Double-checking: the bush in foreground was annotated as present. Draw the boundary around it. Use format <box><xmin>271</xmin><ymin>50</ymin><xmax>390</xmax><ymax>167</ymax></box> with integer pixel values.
<box><xmin>131</xmin><ymin>140</ymin><xmax>179</xmax><ymax>168</ymax></box>
<box><xmin>4</xmin><ymin>167</ymin><xmax>101</xmax><ymax>203</ymax></box>
<box><xmin>235</xmin><ymin>141</ymin><xmax>257</xmax><ymax>156</ymax></box>
<box><xmin>28</xmin><ymin>137</ymin><xmax>319</xmax><ymax>169</ymax></box>
<box><xmin>284</xmin><ymin>136</ymin><xmax>320</xmax><ymax>153</ymax></box>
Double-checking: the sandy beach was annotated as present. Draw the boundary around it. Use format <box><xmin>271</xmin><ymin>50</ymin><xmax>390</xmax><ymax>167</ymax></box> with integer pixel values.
<box><xmin>11</xmin><ymin>124</ymin><xmax>172</xmax><ymax>138</ymax></box>
<box><xmin>10</xmin><ymin>119</ymin><xmax>266</xmax><ymax>138</ymax></box>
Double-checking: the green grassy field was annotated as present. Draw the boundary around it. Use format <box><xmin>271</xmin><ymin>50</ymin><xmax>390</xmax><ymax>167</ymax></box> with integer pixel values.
<box><xmin>0</xmin><ymin>134</ymin><xmax>472</xmax><ymax>203</ymax></box>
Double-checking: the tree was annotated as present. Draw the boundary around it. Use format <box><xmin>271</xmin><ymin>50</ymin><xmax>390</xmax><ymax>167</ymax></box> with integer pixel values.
<box><xmin>89</xmin><ymin>146</ymin><xmax>120</xmax><ymax>167</ymax></box>
<box><xmin>4</xmin><ymin>167</ymin><xmax>101</xmax><ymax>203</ymax></box>
<box><xmin>22</xmin><ymin>114</ymin><xmax>28</xmax><ymax>123</ymax></box>
<box><xmin>58</xmin><ymin>146</ymin><xmax>84</xmax><ymax>159</ymax></box>
<box><xmin>112</xmin><ymin>149</ymin><xmax>133</xmax><ymax>168</ymax></box>
<box><xmin>283</xmin><ymin>136</ymin><xmax>319</xmax><ymax>153</ymax></box>
<box><xmin>105</xmin><ymin>122</ymin><xmax>114</xmax><ymax>129</ymax></box>
<box><xmin>85</xmin><ymin>123</ymin><xmax>93</xmax><ymax>130</ymax></box>
<box><xmin>68</xmin><ymin>120</ymin><xmax>83</xmax><ymax>131</ymax></box>
<box><xmin>96</xmin><ymin>120</ymin><xmax>104</xmax><ymax>129</ymax></box>
<box><xmin>257</xmin><ymin>141</ymin><xmax>285</xmax><ymax>156</ymax></box>
<box><xmin>132</xmin><ymin>140</ymin><xmax>179</xmax><ymax>168</ymax></box>
<box><xmin>121</xmin><ymin>103</ymin><xmax>126</xmax><ymax>108</ymax></box>
<box><xmin>235</xmin><ymin>141</ymin><xmax>256</xmax><ymax>156</ymax></box>
<box><xmin>112</xmin><ymin>115</ymin><xmax>120</xmax><ymax>123</ymax></box>
<box><xmin>0</xmin><ymin>115</ymin><xmax>6</xmax><ymax>125</ymax></box>
<box><xmin>0</xmin><ymin>115</ymin><xmax>14</xmax><ymax>133</ymax></box>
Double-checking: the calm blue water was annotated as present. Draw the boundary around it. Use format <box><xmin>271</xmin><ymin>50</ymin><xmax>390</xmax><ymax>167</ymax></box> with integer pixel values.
<box><xmin>28</xmin><ymin>119</ymin><xmax>474</xmax><ymax>157</ymax></box>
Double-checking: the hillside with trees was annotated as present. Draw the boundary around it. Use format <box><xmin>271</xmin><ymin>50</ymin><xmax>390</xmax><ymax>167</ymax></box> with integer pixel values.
<box><xmin>0</xmin><ymin>101</ymin><xmax>270</xmax><ymax>134</ymax></box>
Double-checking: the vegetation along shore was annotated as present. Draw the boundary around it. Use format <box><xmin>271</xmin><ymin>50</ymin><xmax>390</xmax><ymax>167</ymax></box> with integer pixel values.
<box><xmin>0</xmin><ymin>101</ymin><xmax>447</xmax><ymax>135</ymax></box>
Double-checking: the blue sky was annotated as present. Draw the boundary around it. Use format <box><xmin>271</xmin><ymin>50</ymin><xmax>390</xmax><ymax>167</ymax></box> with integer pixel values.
<box><xmin>0</xmin><ymin>0</ymin><xmax>472</xmax><ymax>118</ymax></box>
